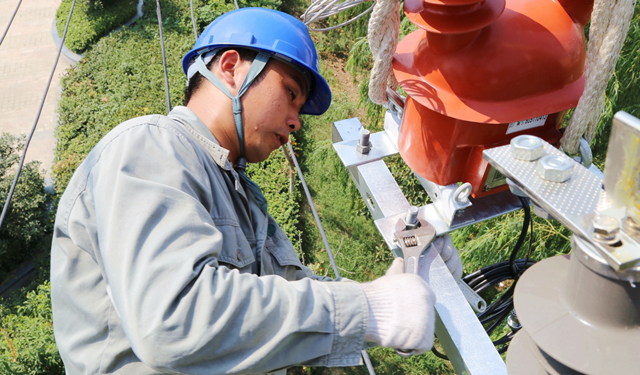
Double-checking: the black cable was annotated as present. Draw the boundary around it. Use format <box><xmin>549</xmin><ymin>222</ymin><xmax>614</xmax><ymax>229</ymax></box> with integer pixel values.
<box><xmin>189</xmin><ymin>0</ymin><xmax>198</xmax><ymax>41</ymax></box>
<box><xmin>0</xmin><ymin>0</ymin><xmax>22</xmax><ymax>47</ymax></box>
<box><xmin>0</xmin><ymin>0</ymin><xmax>78</xmax><ymax>231</ymax></box>
<box><xmin>509</xmin><ymin>196</ymin><xmax>531</xmax><ymax>276</ymax></box>
<box><xmin>432</xmin><ymin>197</ymin><xmax>535</xmax><ymax>361</ymax></box>
<box><xmin>155</xmin><ymin>0</ymin><xmax>172</xmax><ymax>114</ymax></box>
<box><xmin>431</xmin><ymin>346</ymin><xmax>448</xmax><ymax>360</ymax></box>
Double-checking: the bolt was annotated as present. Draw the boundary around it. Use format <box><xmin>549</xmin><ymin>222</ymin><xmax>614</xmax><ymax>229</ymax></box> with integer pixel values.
<box><xmin>591</xmin><ymin>215</ymin><xmax>620</xmax><ymax>243</ymax></box>
<box><xmin>510</xmin><ymin>135</ymin><xmax>544</xmax><ymax>161</ymax></box>
<box><xmin>356</xmin><ymin>129</ymin><xmax>371</xmax><ymax>154</ymax></box>
<box><xmin>536</xmin><ymin>155</ymin><xmax>574</xmax><ymax>182</ymax></box>
<box><xmin>404</xmin><ymin>206</ymin><xmax>419</xmax><ymax>229</ymax></box>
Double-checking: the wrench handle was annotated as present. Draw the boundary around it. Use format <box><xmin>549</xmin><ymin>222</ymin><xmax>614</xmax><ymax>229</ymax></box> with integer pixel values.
<box><xmin>404</xmin><ymin>255</ymin><xmax>419</xmax><ymax>274</ymax></box>
<box><xmin>395</xmin><ymin>254</ymin><xmax>420</xmax><ymax>358</ymax></box>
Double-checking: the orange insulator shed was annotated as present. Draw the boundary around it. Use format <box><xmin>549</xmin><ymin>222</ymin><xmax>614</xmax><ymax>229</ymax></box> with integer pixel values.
<box><xmin>393</xmin><ymin>0</ymin><xmax>593</xmax><ymax>197</ymax></box>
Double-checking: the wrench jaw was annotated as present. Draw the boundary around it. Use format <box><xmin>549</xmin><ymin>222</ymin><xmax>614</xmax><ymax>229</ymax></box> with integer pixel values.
<box><xmin>393</xmin><ymin>219</ymin><xmax>437</xmax><ymax>270</ymax></box>
<box><xmin>392</xmin><ymin>219</ymin><xmax>437</xmax><ymax>357</ymax></box>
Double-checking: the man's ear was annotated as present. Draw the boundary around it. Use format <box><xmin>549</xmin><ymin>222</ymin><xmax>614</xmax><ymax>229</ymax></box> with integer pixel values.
<box><xmin>215</xmin><ymin>50</ymin><xmax>247</xmax><ymax>95</ymax></box>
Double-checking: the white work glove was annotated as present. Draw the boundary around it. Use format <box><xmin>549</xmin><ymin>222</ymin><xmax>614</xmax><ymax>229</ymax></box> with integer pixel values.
<box><xmin>360</xmin><ymin>273</ymin><xmax>436</xmax><ymax>354</ymax></box>
<box><xmin>386</xmin><ymin>234</ymin><xmax>463</xmax><ymax>279</ymax></box>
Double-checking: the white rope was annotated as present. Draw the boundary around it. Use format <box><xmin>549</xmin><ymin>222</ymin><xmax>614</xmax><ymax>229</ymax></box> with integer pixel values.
<box><xmin>301</xmin><ymin>0</ymin><xmax>375</xmax><ymax>32</ymax></box>
<box><xmin>366</xmin><ymin>0</ymin><xmax>399</xmax><ymax>105</ymax></box>
<box><xmin>561</xmin><ymin>0</ymin><xmax>636</xmax><ymax>154</ymax></box>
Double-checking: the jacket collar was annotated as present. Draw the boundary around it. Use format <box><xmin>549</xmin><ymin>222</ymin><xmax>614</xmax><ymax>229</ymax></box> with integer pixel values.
<box><xmin>168</xmin><ymin>106</ymin><xmax>232</xmax><ymax>171</ymax></box>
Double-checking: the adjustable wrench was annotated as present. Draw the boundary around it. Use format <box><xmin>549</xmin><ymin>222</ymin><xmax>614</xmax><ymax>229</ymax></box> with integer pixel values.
<box><xmin>393</xmin><ymin>218</ymin><xmax>436</xmax><ymax>357</ymax></box>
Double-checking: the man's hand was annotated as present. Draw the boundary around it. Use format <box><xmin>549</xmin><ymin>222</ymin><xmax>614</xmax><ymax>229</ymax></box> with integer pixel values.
<box><xmin>386</xmin><ymin>234</ymin><xmax>463</xmax><ymax>279</ymax></box>
<box><xmin>360</xmin><ymin>274</ymin><xmax>436</xmax><ymax>354</ymax></box>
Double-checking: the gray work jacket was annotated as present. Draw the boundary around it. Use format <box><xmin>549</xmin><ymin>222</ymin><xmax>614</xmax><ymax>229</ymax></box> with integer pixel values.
<box><xmin>51</xmin><ymin>106</ymin><xmax>368</xmax><ymax>374</ymax></box>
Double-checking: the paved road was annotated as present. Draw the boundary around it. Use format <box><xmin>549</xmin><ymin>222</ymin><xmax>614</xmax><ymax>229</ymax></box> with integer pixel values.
<box><xmin>0</xmin><ymin>0</ymin><xmax>70</xmax><ymax>185</ymax></box>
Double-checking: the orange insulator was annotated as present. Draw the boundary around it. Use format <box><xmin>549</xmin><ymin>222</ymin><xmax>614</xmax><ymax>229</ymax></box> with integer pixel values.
<box><xmin>393</xmin><ymin>0</ymin><xmax>593</xmax><ymax>198</ymax></box>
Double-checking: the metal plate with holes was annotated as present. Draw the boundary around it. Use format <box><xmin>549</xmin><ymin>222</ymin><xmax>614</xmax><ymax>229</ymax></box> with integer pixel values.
<box><xmin>332</xmin><ymin>131</ymin><xmax>399</xmax><ymax>168</ymax></box>
<box><xmin>484</xmin><ymin>142</ymin><xmax>640</xmax><ymax>271</ymax></box>
<box><xmin>357</xmin><ymin>161</ymin><xmax>410</xmax><ymax>220</ymax></box>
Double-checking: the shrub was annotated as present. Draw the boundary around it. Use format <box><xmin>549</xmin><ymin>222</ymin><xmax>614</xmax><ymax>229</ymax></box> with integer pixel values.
<box><xmin>0</xmin><ymin>281</ymin><xmax>63</xmax><ymax>375</ymax></box>
<box><xmin>56</xmin><ymin>0</ymin><xmax>138</xmax><ymax>54</ymax></box>
<box><xmin>246</xmin><ymin>145</ymin><xmax>302</xmax><ymax>250</ymax></box>
<box><xmin>0</xmin><ymin>134</ymin><xmax>49</xmax><ymax>282</ymax></box>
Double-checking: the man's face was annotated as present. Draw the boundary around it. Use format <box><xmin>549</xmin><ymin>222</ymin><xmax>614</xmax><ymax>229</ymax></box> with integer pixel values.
<box><xmin>240</xmin><ymin>59</ymin><xmax>308</xmax><ymax>163</ymax></box>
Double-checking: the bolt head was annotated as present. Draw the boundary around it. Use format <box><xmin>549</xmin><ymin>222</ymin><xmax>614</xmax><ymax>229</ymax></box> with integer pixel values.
<box><xmin>536</xmin><ymin>155</ymin><xmax>574</xmax><ymax>182</ymax></box>
<box><xmin>592</xmin><ymin>215</ymin><xmax>620</xmax><ymax>241</ymax></box>
<box><xmin>510</xmin><ymin>135</ymin><xmax>544</xmax><ymax>161</ymax></box>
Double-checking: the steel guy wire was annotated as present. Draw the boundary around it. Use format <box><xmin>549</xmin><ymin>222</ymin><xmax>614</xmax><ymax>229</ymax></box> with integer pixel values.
<box><xmin>302</xmin><ymin>0</ymin><xmax>375</xmax><ymax>32</ymax></box>
<box><xmin>0</xmin><ymin>0</ymin><xmax>23</xmax><ymax>47</ymax></box>
<box><xmin>189</xmin><ymin>0</ymin><xmax>198</xmax><ymax>41</ymax></box>
<box><xmin>0</xmin><ymin>0</ymin><xmax>78</xmax><ymax>232</ymax></box>
<box><xmin>285</xmin><ymin>143</ymin><xmax>341</xmax><ymax>280</ymax></box>
<box><xmin>155</xmin><ymin>0</ymin><xmax>172</xmax><ymax>114</ymax></box>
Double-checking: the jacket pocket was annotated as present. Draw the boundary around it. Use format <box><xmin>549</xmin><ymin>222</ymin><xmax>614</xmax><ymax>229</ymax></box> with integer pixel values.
<box><xmin>213</xmin><ymin>219</ymin><xmax>255</xmax><ymax>270</ymax></box>
<box><xmin>261</xmin><ymin>223</ymin><xmax>303</xmax><ymax>281</ymax></box>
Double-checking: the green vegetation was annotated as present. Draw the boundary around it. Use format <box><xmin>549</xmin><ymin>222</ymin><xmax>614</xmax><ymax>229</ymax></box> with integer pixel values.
<box><xmin>0</xmin><ymin>134</ymin><xmax>53</xmax><ymax>373</ymax></box>
<box><xmin>0</xmin><ymin>134</ymin><xmax>50</xmax><ymax>282</ymax></box>
<box><xmin>1</xmin><ymin>0</ymin><xmax>635</xmax><ymax>373</ymax></box>
<box><xmin>56</xmin><ymin>0</ymin><xmax>138</xmax><ymax>54</ymax></box>
<box><xmin>591</xmin><ymin>8</ymin><xmax>640</xmax><ymax>159</ymax></box>
<box><xmin>0</xmin><ymin>261</ymin><xmax>61</xmax><ymax>375</ymax></box>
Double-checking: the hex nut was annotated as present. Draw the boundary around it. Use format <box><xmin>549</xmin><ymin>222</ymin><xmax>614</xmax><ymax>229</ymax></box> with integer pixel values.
<box><xmin>510</xmin><ymin>135</ymin><xmax>544</xmax><ymax>161</ymax></box>
<box><xmin>356</xmin><ymin>142</ymin><xmax>370</xmax><ymax>154</ymax></box>
<box><xmin>592</xmin><ymin>215</ymin><xmax>620</xmax><ymax>243</ymax></box>
<box><xmin>536</xmin><ymin>155</ymin><xmax>574</xmax><ymax>182</ymax></box>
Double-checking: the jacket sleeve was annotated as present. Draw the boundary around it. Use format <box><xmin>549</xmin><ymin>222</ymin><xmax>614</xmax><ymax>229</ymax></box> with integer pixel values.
<box><xmin>70</xmin><ymin>122</ymin><xmax>368</xmax><ymax>374</ymax></box>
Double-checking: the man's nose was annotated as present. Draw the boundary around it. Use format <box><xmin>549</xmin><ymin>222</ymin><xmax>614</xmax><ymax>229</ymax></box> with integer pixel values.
<box><xmin>288</xmin><ymin>115</ymin><xmax>301</xmax><ymax>132</ymax></box>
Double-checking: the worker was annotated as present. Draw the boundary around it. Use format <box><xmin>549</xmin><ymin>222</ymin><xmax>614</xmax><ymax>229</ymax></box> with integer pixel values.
<box><xmin>50</xmin><ymin>7</ymin><xmax>463</xmax><ymax>375</ymax></box>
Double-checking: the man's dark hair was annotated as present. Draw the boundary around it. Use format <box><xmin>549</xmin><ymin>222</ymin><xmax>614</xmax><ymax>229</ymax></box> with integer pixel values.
<box><xmin>184</xmin><ymin>48</ymin><xmax>259</xmax><ymax>105</ymax></box>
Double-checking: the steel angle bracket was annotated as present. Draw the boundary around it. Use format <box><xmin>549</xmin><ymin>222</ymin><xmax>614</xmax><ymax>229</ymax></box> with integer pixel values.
<box><xmin>332</xmin><ymin>117</ymin><xmax>410</xmax><ymax>222</ymax></box>
<box><xmin>483</xmin><ymin>141</ymin><xmax>640</xmax><ymax>271</ymax></box>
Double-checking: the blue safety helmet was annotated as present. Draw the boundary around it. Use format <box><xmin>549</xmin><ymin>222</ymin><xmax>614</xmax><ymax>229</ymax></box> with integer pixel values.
<box><xmin>182</xmin><ymin>7</ymin><xmax>331</xmax><ymax>116</ymax></box>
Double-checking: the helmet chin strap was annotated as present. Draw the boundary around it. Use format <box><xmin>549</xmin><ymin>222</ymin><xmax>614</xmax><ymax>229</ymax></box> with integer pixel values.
<box><xmin>195</xmin><ymin>51</ymin><xmax>271</xmax><ymax>215</ymax></box>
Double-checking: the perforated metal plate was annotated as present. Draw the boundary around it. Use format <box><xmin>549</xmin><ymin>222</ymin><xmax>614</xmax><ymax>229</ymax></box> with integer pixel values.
<box><xmin>484</xmin><ymin>143</ymin><xmax>640</xmax><ymax>271</ymax></box>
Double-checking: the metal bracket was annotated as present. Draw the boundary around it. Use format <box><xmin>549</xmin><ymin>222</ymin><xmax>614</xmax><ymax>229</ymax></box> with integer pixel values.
<box><xmin>415</xmin><ymin>176</ymin><xmax>473</xmax><ymax>226</ymax></box>
<box><xmin>333</xmin><ymin>114</ymin><xmax>512</xmax><ymax>375</ymax></box>
<box><xmin>483</xmin><ymin>140</ymin><xmax>640</xmax><ymax>271</ymax></box>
